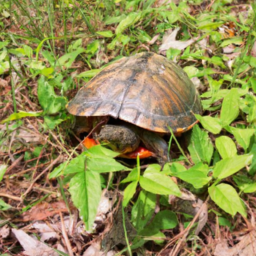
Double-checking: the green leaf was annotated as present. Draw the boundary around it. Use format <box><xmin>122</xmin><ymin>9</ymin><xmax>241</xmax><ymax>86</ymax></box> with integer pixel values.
<box><xmin>69</xmin><ymin>169</ymin><xmax>101</xmax><ymax>230</ymax></box>
<box><xmin>96</xmin><ymin>30</ymin><xmax>114</xmax><ymax>37</ymax></box>
<box><xmin>213</xmin><ymin>154</ymin><xmax>253</xmax><ymax>179</ymax></box>
<box><xmin>44</xmin><ymin>115</ymin><xmax>64</xmax><ymax>130</ymax></box>
<box><xmin>169</xmin><ymin>162</ymin><xmax>186</xmax><ymax>174</ymax></box>
<box><xmin>86</xmin><ymin>40</ymin><xmax>100</xmax><ymax>56</ymax></box>
<box><xmin>227</xmin><ymin>127</ymin><xmax>255</xmax><ymax>151</ymax></box>
<box><xmin>195</xmin><ymin>114</ymin><xmax>222</xmax><ymax>134</ymax></box>
<box><xmin>220</xmin><ymin>88</ymin><xmax>240</xmax><ymax>127</ymax></box>
<box><xmin>87</xmin><ymin>145</ymin><xmax>120</xmax><ymax>158</ymax></box>
<box><xmin>41</xmin><ymin>67</ymin><xmax>54</xmax><ymax>77</ymax></box>
<box><xmin>140</xmin><ymin>173</ymin><xmax>181</xmax><ymax>196</ymax></box>
<box><xmin>37</xmin><ymin>76</ymin><xmax>67</xmax><ymax>114</ymax></box>
<box><xmin>0</xmin><ymin>198</ymin><xmax>12</xmax><ymax>211</ymax></box>
<box><xmin>86</xmin><ymin>146</ymin><xmax>127</xmax><ymax>173</ymax></box>
<box><xmin>218</xmin><ymin>217</ymin><xmax>232</xmax><ymax>228</ymax></box>
<box><xmin>220</xmin><ymin>37</ymin><xmax>243</xmax><ymax>47</ymax></box>
<box><xmin>250</xmin><ymin>77</ymin><xmax>256</xmax><ymax>93</ymax></box>
<box><xmin>115</xmin><ymin>12</ymin><xmax>141</xmax><ymax>34</ymax></box>
<box><xmin>174</xmin><ymin>163</ymin><xmax>211</xmax><ymax>188</ymax></box>
<box><xmin>139</xmin><ymin>210</ymin><xmax>178</xmax><ymax>237</ymax></box>
<box><xmin>188</xmin><ymin>125</ymin><xmax>213</xmax><ymax>164</ymax></box>
<box><xmin>243</xmin><ymin>183</ymin><xmax>256</xmax><ymax>193</ymax></box>
<box><xmin>215</xmin><ymin>136</ymin><xmax>237</xmax><ymax>159</ymax></box>
<box><xmin>249</xmin><ymin>144</ymin><xmax>256</xmax><ymax>175</ymax></box>
<box><xmin>144</xmin><ymin>164</ymin><xmax>162</xmax><ymax>174</ymax></box>
<box><xmin>76</xmin><ymin>69</ymin><xmax>100</xmax><ymax>78</ymax></box>
<box><xmin>123</xmin><ymin>181</ymin><xmax>138</xmax><ymax>207</ymax></box>
<box><xmin>57</xmin><ymin>48</ymin><xmax>85</xmax><ymax>68</ymax></box>
<box><xmin>49</xmin><ymin>153</ymin><xmax>87</xmax><ymax>179</ymax></box>
<box><xmin>250</xmin><ymin>57</ymin><xmax>256</xmax><ymax>68</ymax></box>
<box><xmin>209</xmin><ymin>184</ymin><xmax>246</xmax><ymax>217</ymax></box>
<box><xmin>132</xmin><ymin>191</ymin><xmax>156</xmax><ymax>231</ymax></box>
<box><xmin>121</xmin><ymin>168</ymin><xmax>139</xmax><ymax>183</ymax></box>
<box><xmin>1</xmin><ymin>111</ymin><xmax>42</xmax><ymax>124</ymax></box>
<box><xmin>0</xmin><ymin>165</ymin><xmax>7</xmax><ymax>182</ymax></box>
<box><xmin>233</xmin><ymin>175</ymin><xmax>256</xmax><ymax>193</ymax></box>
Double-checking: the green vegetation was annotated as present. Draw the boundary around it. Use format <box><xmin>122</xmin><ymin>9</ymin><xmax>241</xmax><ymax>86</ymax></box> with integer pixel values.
<box><xmin>1</xmin><ymin>0</ymin><xmax>256</xmax><ymax>255</ymax></box>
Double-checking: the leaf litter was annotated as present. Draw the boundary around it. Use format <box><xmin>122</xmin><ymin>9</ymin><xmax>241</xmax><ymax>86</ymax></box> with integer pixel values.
<box><xmin>1</xmin><ymin>0</ymin><xmax>256</xmax><ymax>255</ymax></box>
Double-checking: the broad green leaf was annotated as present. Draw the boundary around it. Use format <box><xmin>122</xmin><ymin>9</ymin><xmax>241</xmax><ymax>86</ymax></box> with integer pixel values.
<box><xmin>1</xmin><ymin>111</ymin><xmax>42</xmax><ymax>124</ymax></box>
<box><xmin>213</xmin><ymin>154</ymin><xmax>253</xmax><ymax>179</ymax></box>
<box><xmin>249</xmin><ymin>144</ymin><xmax>256</xmax><ymax>175</ymax></box>
<box><xmin>0</xmin><ymin>41</ymin><xmax>9</xmax><ymax>50</ymax></box>
<box><xmin>139</xmin><ymin>210</ymin><xmax>178</xmax><ymax>237</ymax></box>
<box><xmin>96</xmin><ymin>30</ymin><xmax>114</xmax><ymax>37</ymax></box>
<box><xmin>0</xmin><ymin>165</ymin><xmax>7</xmax><ymax>182</ymax></box>
<box><xmin>250</xmin><ymin>56</ymin><xmax>256</xmax><ymax>68</ymax></box>
<box><xmin>41</xmin><ymin>67</ymin><xmax>54</xmax><ymax>77</ymax></box>
<box><xmin>87</xmin><ymin>145</ymin><xmax>120</xmax><ymax>158</ymax></box>
<box><xmin>195</xmin><ymin>114</ymin><xmax>222</xmax><ymax>134</ymax></box>
<box><xmin>144</xmin><ymin>164</ymin><xmax>162</xmax><ymax>174</ymax></box>
<box><xmin>183</xmin><ymin>66</ymin><xmax>199</xmax><ymax>78</ymax></box>
<box><xmin>37</xmin><ymin>76</ymin><xmax>67</xmax><ymax>114</ymax></box>
<box><xmin>49</xmin><ymin>152</ymin><xmax>87</xmax><ymax>178</ymax></box>
<box><xmin>44</xmin><ymin>115</ymin><xmax>64</xmax><ymax>130</ymax></box>
<box><xmin>209</xmin><ymin>184</ymin><xmax>246</xmax><ymax>217</ymax></box>
<box><xmin>215</xmin><ymin>136</ymin><xmax>237</xmax><ymax>159</ymax></box>
<box><xmin>220</xmin><ymin>37</ymin><xmax>243</xmax><ymax>47</ymax></box>
<box><xmin>69</xmin><ymin>169</ymin><xmax>101</xmax><ymax>230</ymax></box>
<box><xmin>115</xmin><ymin>12</ymin><xmax>141</xmax><ymax>34</ymax></box>
<box><xmin>233</xmin><ymin>175</ymin><xmax>256</xmax><ymax>193</ymax></box>
<box><xmin>140</xmin><ymin>173</ymin><xmax>181</xmax><ymax>196</ymax></box>
<box><xmin>29</xmin><ymin>60</ymin><xmax>45</xmax><ymax>70</ymax></box>
<box><xmin>123</xmin><ymin>181</ymin><xmax>138</xmax><ymax>207</ymax></box>
<box><xmin>188</xmin><ymin>125</ymin><xmax>213</xmax><ymax>164</ymax></box>
<box><xmin>174</xmin><ymin>163</ymin><xmax>211</xmax><ymax>188</ymax></box>
<box><xmin>250</xmin><ymin>77</ymin><xmax>256</xmax><ymax>93</ymax></box>
<box><xmin>86</xmin><ymin>40</ymin><xmax>100</xmax><ymax>55</ymax></box>
<box><xmin>57</xmin><ymin>48</ymin><xmax>85</xmax><ymax>68</ymax></box>
<box><xmin>243</xmin><ymin>183</ymin><xmax>256</xmax><ymax>193</ymax></box>
<box><xmin>76</xmin><ymin>69</ymin><xmax>100</xmax><ymax>78</ymax></box>
<box><xmin>169</xmin><ymin>162</ymin><xmax>186</xmax><ymax>174</ymax></box>
<box><xmin>0</xmin><ymin>61</ymin><xmax>9</xmax><ymax>74</ymax></box>
<box><xmin>121</xmin><ymin>168</ymin><xmax>139</xmax><ymax>183</ymax></box>
<box><xmin>227</xmin><ymin>127</ymin><xmax>255</xmax><ymax>151</ymax></box>
<box><xmin>85</xmin><ymin>146</ymin><xmax>127</xmax><ymax>173</ymax></box>
<box><xmin>132</xmin><ymin>191</ymin><xmax>156</xmax><ymax>231</ymax></box>
<box><xmin>218</xmin><ymin>217</ymin><xmax>232</xmax><ymax>228</ymax></box>
<box><xmin>220</xmin><ymin>88</ymin><xmax>240</xmax><ymax>127</ymax></box>
<box><xmin>105</xmin><ymin>14</ymin><xmax>126</xmax><ymax>25</ymax></box>
<box><xmin>248</xmin><ymin>103</ymin><xmax>256</xmax><ymax>123</ymax></box>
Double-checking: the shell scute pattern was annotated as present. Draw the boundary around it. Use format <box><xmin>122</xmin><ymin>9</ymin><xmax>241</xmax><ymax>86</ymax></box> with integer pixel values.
<box><xmin>67</xmin><ymin>52</ymin><xmax>202</xmax><ymax>133</ymax></box>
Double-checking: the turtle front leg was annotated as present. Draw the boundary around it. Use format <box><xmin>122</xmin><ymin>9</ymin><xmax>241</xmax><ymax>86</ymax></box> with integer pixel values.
<box><xmin>139</xmin><ymin>129</ymin><xmax>170</xmax><ymax>165</ymax></box>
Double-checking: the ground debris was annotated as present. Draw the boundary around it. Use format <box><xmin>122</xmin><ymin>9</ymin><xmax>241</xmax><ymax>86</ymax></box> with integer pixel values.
<box><xmin>214</xmin><ymin>231</ymin><xmax>256</xmax><ymax>256</ymax></box>
<box><xmin>21</xmin><ymin>201</ymin><xmax>72</xmax><ymax>222</ymax></box>
<box><xmin>12</xmin><ymin>228</ymin><xmax>60</xmax><ymax>256</ymax></box>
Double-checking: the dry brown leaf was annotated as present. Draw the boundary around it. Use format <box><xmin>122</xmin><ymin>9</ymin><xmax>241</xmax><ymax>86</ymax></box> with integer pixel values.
<box><xmin>169</xmin><ymin>189</ymin><xmax>208</xmax><ymax>235</ymax></box>
<box><xmin>12</xmin><ymin>228</ymin><xmax>59</xmax><ymax>256</ymax></box>
<box><xmin>0</xmin><ymin>225</ymin><xmax>10</xmax><ymax>238</ymax></box>
<box><xmin>97</xmin><ymin>189</ymin><xmax>117</xmax><ymax>217</ymax></box>
<box><xmin>214</xmin><ymin>231</ymin><xmax>256</xmax><ymax>256</ymax></box>
<box><xmin>22</xmin><ymin>201</ymin><xmax>71</xmax><ymax>222</ymax></box>
<box><xmin>159</xmin><ymin>27</ymin><xmax>198</xmax><ymax>53</ymax></box>
<box><xmin>83</xmin><ymin>242</ymin><xmax>116</xmax><ymax>256</ymax></box>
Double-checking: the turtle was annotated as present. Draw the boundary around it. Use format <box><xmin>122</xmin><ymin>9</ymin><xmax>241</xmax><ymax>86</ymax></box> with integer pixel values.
<box><xmin>67</xmin><ymin>52</ymin><xmax>202</xmax><ymax>163</ymax></box>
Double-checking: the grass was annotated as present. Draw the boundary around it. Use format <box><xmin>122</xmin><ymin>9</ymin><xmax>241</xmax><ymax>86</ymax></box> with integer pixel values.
<box><xmin>1</xmin><ymin>0</ymin><xmax>256</xmax><ymax>255</ymax></box>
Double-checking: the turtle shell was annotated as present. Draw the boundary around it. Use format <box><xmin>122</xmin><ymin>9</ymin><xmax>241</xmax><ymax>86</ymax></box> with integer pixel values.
<box><xmin>67</xmin><ymin>52</ymin><xmax>202</xmax><ymax>133</ymax></box>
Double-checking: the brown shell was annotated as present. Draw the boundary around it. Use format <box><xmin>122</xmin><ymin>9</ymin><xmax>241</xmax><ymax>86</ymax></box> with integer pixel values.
<box><xmin>67</xmin><ymin>52</ymin><xmax>202</xmax><ymax>133</ymax></box>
